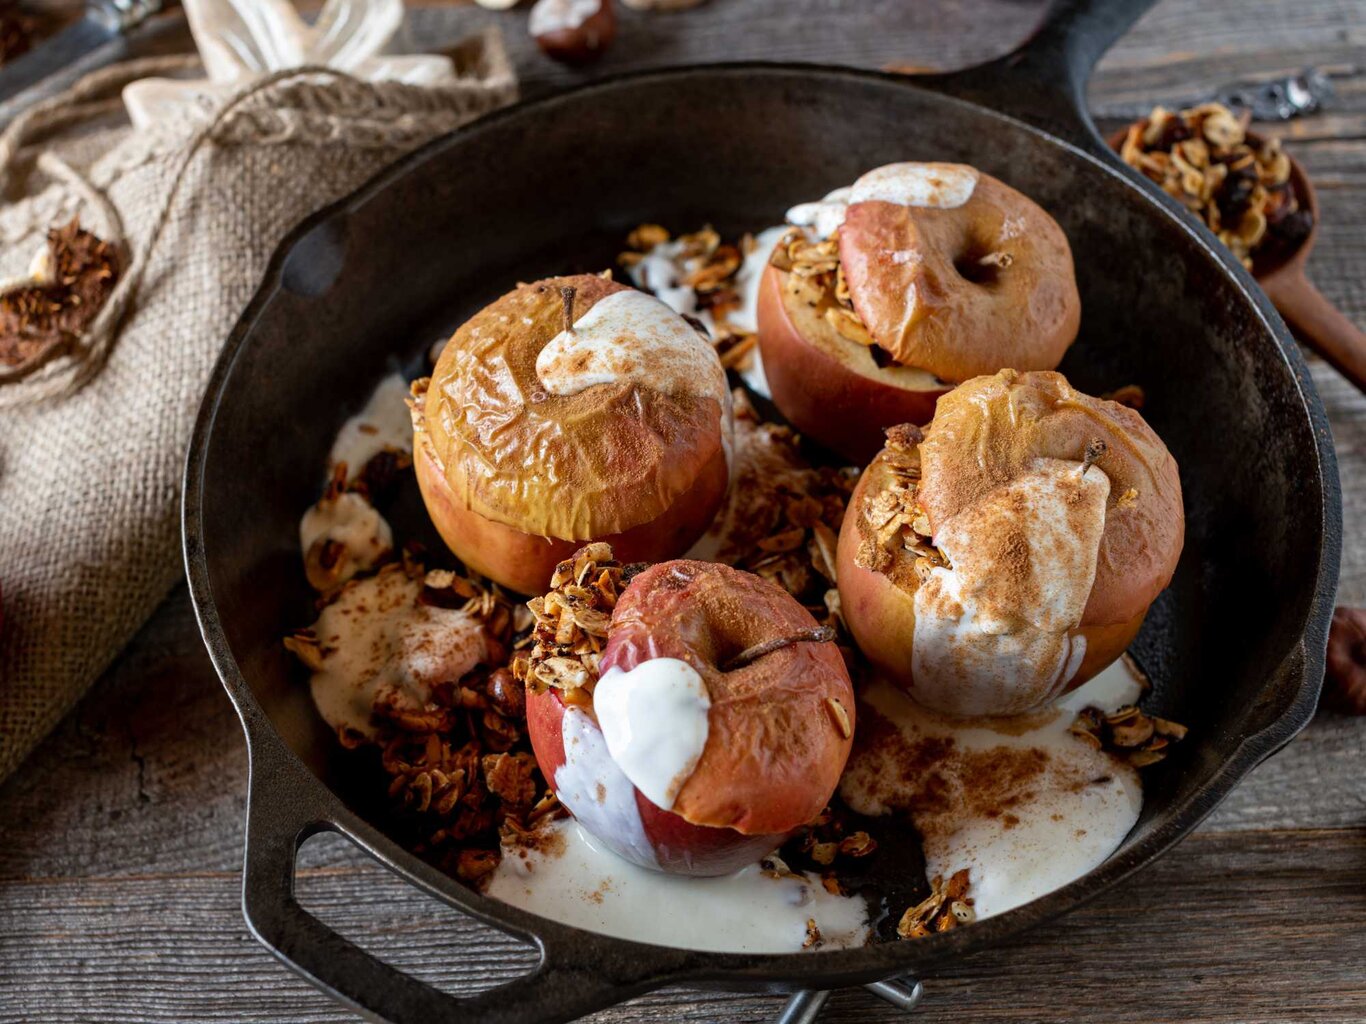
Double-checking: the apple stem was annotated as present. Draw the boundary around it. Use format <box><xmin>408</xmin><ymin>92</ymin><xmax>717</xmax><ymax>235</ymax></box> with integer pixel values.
<box><xmin>1080</xmin><ymin>438</ymin><xmax>1107</xmax><ymax>477</ymax></box>
<box><xmin>560</xmin><ymin>285</ymin><xmax>577</xmax><ymax>334</ymax></box>
<box><xmin>722</xmin><ymin>625</ymin><xmax>836</xmax><ymax>672</ymax></box>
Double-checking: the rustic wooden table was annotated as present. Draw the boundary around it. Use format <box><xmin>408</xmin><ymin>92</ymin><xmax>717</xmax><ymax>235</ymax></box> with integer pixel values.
<box><xmin>2</xmin><ymin>0</ymin><xmax>1364</xmax><ymax>1020</ymax></box>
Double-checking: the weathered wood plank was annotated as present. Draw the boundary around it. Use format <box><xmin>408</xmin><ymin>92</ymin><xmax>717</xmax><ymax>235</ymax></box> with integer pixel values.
<box><xmin>1</xmin><ymin>827</ymin><xmax>1362</xmax><ymax>1022</ymax></box>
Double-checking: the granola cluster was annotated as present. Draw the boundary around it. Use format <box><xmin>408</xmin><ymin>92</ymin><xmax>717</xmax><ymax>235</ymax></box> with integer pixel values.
<box><xmin>738</xmin><ymin>474</ymin><xmax>854</xmax><ymax>635</ymax></box>
<box><xmin>510</xmin><ymin>542</ymin><xmax>639</xmax><ymax>700</ymax></box>
<box><xmin>617</xmin><ymin>224</ymin><xmax>759</xmax><ymax>371</ymax></box>
<box><xmin>284</xmin><ymin>445</ymin><xmax>560</xmax><ymax>876</ymax></box>
<box><xmin>1069</xmin><ymin>700</ymin><xmax>1189</xmax><ymax>768</ymax></box>
<box><xmin>1119</xmin><ymin>102</ymin><xmax>1311</xmax><ymax>269</ymax></box>
<box><xmin>769</xmin><ymin>227</ymin><xmax>879</xmax><ymax>352</ymax></box>
<box><xmin>896</xmin><ymin>869</ymin><xmax>975</xmax><ymax>938</ymax></box>
<box><xmin>853</xmin><ymin>424</ymin><xmax>945</xmax><ymax>582</ymax></box>
<box><xmin>769</xmin><ymin>806</ymin><xmax>878</xmax><ymax>897</ymax></box>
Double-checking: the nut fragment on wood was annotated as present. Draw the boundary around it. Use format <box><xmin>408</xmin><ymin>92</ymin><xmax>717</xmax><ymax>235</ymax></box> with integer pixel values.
<box><xmin>1325</xmin><ymin>606</ymin><xmax>1366</xmax><ymax>715</ymax></box>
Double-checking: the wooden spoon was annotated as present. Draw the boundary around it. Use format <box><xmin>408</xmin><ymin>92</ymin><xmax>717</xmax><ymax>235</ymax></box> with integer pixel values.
<box><xmin>1111</xmin><ymin>126</ymin><xmax>1366</xmax><ymax>393</ymax></box>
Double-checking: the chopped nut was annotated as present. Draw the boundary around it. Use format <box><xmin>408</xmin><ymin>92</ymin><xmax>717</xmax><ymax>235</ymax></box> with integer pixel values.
<box><xmin>1073</xmin><ymin>697</ymin><xmax>1188</xmax><ymax>767</ymax></box>
<box><xmin>897</xmin><ymin>869</ymin><xmax>974</xmax><ymax>939</ymax></box>
<box><xmin>824</xmin><ymin>696</ymin><xmax>853</xmax><ymax>739</ymax></box>
<box><xmin>1325</xmin><ymin>606</ymin><xmax>1366</xmax><ymax>715</ymax></box>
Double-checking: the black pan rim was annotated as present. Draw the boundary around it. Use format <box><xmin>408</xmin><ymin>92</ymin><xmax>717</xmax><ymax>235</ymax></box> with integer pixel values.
<box><xmin>182</xmin><ymin>59</ymin><xmax>1342</xmax><ymax>989</ymax></box>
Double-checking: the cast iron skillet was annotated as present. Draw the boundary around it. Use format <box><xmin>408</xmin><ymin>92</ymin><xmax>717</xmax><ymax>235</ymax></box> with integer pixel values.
<box><xmin>183</xmin><ymin>0</ymin><xmax>1342</xmax><ymax>1020</ymax></box>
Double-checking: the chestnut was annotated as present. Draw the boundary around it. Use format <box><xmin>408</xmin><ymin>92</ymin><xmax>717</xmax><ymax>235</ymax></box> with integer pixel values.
<box><xmin>529</xmin><ymin>0</ymin><xmax>616</xmax><ymax>65</ymax></box>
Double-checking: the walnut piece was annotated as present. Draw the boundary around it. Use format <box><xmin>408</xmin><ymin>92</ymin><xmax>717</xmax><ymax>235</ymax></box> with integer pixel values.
<box><xmin>1325</xmin><ymin>606</ymin><xmax>1366</xmax><ymax>715</ymax></box>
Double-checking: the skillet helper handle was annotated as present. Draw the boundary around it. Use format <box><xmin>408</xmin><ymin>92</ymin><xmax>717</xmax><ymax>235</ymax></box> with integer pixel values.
<box><xmin>916</xmin><ymin>0</ymin><xmax>1158</xmax><ymax>154</ymax></box>
<box><xmin>241</xmin><ymin>741</ymin><xmax>627</xmax><ymax>1024</ymax></box>
<box><xmin>1262</xmin><ymin>270</ymin><xmax>1366</xmax><ymax>394</ymax></box>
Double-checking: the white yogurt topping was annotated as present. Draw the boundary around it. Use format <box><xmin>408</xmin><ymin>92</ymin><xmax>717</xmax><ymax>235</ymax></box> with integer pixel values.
<box><xmin>328</xmin><ymin>373</ymin><xmax>413</xmax><ymax>482</ymax></box>
<box><xmin>554</xmin><ymin>705</ymin><xmax>660</xmax><ymax>869</ymax></box>
<box><xmin>535</xmin><ymin>290</ymin><xmax>729</xmax><ymax>412</ymax></box>
<box><xmin>849</xmin><ymin>163</ymin><xmax>979</xmax><ymax>210</ymax></box>
<box><xmin>911</xmin><ymin>458</ymin><xmax>1111</xmax><ymax>717</ymax></box>
<box><xmin>487</xmin><ymin>818</ymin><xmax>870</xmax><ymax>953</ymax></box>
<box><xmin>306</xmin><ymin>570</ymin><xmax>488</xmax><ymax>741</ymax></box>
<box><xmin>785</xmin><ymin>186</ymin><xmax>852</xmax><ymax>241</ymax></box>
<box><xmin>840</xmin><ymin>658</ymin><xmax>1144</xmax><ymax>919</ymax></box>
<box><xmin>785</xmin><ymin>164</ymin><xmax>980</xmax><ymax>240</ymax></box>
<box><xmin>528</xmin><ymin>0</ymin><xmax>600</xmax><ymax>34</ymax></box>
<box><xmin>594</xmin><ymin>658</ymin><xmax>711</xmax><ymax>811</ymax></box>
<box><xmin>298</xmin><ymin>491</ymin><xmax>393</xmax><ymax>586</ymax></box>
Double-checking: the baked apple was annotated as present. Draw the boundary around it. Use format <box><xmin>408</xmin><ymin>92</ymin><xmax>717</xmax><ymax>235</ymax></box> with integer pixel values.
<box><xmin>412</xmin><ymin>274</ymin><xmax>731</xmax><ymax>594</ymax></box>
<box><xmin>758</xmin><ymin>162</ymin><xmax>1081</xmax><ymax>462</ymax></box>
<box><xmin>836</xmin><ymin>370</ymin><xmax>1183</xmax><ymax>717</ymax></box>
<box><xmin>524</xmin><ymin>551</ymin><xmax>855</xmax><ymax>875</ymax></box>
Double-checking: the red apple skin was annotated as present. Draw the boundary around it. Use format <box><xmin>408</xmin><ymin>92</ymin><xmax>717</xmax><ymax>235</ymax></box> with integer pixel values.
<box><xmin>756</xmin><ymin>264</ymin><xmax>947</xmax><ymax>464</ymax></box>
<box><xmin>525</xmin><ymin>560</ymin><xmax>854</xmax><ymax>875</ymax></box>
<box><xmin>835</xmin><ymin>454</ymin><xmax>1148</xmax><ymax>714</ymax></box>
<box><xmin>414</xmin><ymin>429</ymin><xmax>729</xmax><ymax>596</ymax></box>
<box><xmin>525</xmin><ymin>686</ymin><xmax>786</xmax><ymax>875</ymax></box>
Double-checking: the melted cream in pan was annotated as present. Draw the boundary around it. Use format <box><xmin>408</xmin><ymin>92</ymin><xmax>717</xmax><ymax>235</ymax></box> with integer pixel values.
<box><xmin>911</xmin><ymin>458</ymin><xmax>1111</xmax><ymax>717</ymax></box>
<box><xmin>624</xmin><ymin>239</ymin><xmax>705</xmax><ymax>319</ymax></box>
<box><xmin>487</xmin><ymin>818</ymin><xmax>870</xmax><ymax>953</ymax></box>
<box><xmin>299</xmin><ymin>491</ymin><xmax>393</xmax><ymax>586</ymax></box>
<box><xmin>328</xmin><ymin>373</ymin><xmax>413</xmax><ymax>481</ymax></box>
<box><xmin>306</xmin><ymin>570</ymin><xmax>488</xmax><ymax>741</ymax></box>
<box><xmin>840</xmin><ymin>658</ymin><xmax>1144</xmax><ymax>919</ymax></box>
<box><xmin>594</xmin><ymin>658</ymin><xmax>711</xmax><ymax>811</ymax></box>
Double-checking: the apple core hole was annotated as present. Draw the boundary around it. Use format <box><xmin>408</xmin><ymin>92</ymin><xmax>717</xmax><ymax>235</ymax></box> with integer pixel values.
<box><xmin>953</xmin><ymin>246</ymin><xmax>1006</xmax><ymax>286</ymax></box>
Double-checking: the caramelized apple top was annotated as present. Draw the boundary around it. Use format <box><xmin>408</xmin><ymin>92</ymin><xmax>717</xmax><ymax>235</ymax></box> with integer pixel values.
<box><xmin>601</xmin><ymin>560</ymin><xmax>855</xmax><ymax>835</ymax></box>
<box><xmin>915</xmin><ymin>370</ymin><xmax>1184</xmax><ymax>628</ymax></box>
<box><xmin>838</xmin><ymin>168</ymin><xmax>1080</xmax><ymax>383</ymax></box>
<box><xmin>420</xmin><ymin>274</ymin><xmax>729</xmax><ymax>540</ymax></box>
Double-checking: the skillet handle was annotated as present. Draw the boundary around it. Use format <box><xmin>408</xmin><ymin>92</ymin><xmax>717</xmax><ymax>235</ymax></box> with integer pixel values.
<box><xmin>241</xmin><ymin>733</ymin><xmax>640</xmax><ymax>1024</ymax></box>
<box><xmin>915</xmin><ymin>0</ymin><xmax>1158</xmax><ymax>156</ymax></box>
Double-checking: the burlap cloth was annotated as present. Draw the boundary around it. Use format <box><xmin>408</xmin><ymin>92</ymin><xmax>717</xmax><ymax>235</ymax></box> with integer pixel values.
<box><xmin>0</xmin><ymin>29</ymin><xmax>518</xmax><ymax>781</ymax></box>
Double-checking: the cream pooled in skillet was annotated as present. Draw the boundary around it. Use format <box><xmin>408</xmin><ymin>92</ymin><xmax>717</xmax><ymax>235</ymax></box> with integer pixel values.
<box><xmin>841</xmin><ymin>659</ymin><xmax>1146</xmax><ymax>919</ymax></box>
<box><xmin>304</xmin><ymin>568</ymin><xmax>489</xmax><ymax>743</ymax></box>
<box><xmin>328</xmin><ymin>372</ymin><xmax>412</xmax><ymax>482</ymax></box>
<box><xmin>487</xmin><ymin>817</ymin><xmax>870</xmax><ymax>953</ymax></box>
